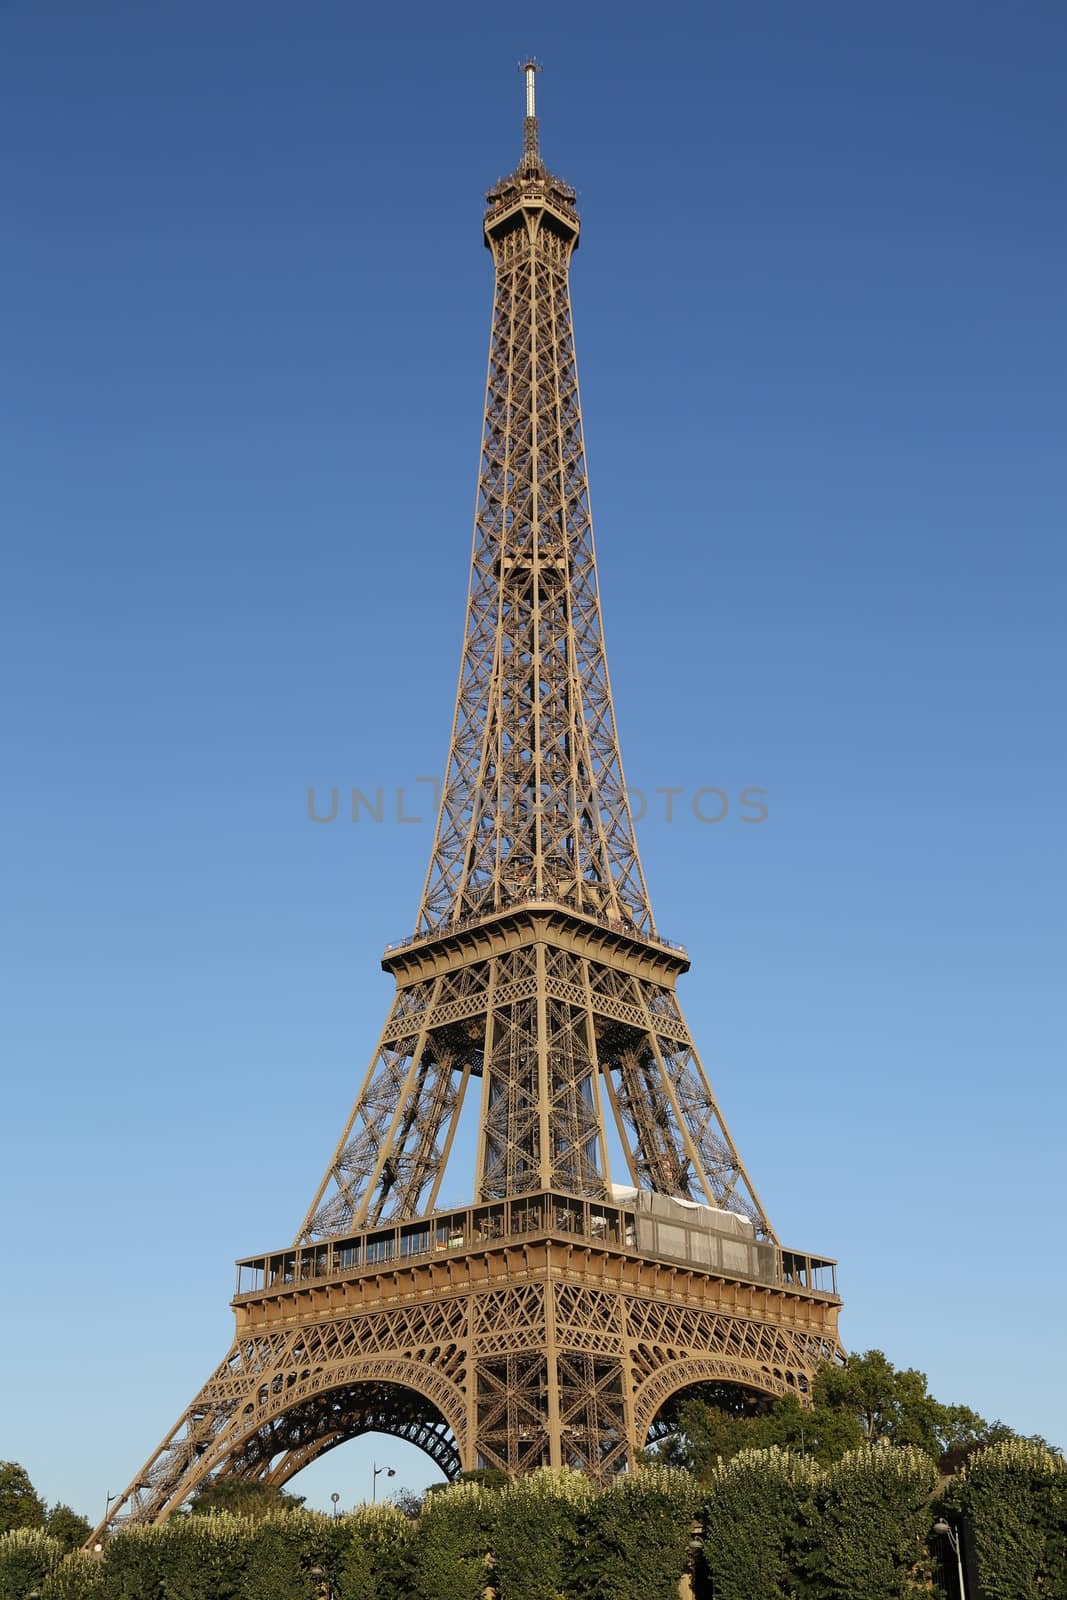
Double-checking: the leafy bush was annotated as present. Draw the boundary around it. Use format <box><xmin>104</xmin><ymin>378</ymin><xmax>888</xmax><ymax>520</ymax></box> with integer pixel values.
<box><xmin>401</xmin><ymin>1481</ymin><xmax>495</xmax><ymax>1600</ymax></box>
<box><xmin>40</xmin><ymin>1550</ymin><xmax>105</xmax><ymax>1599</ymax></box>
<box><xmin>239</xmin><ymin>1517</ymin><xmax>322</xmax><ymax>1600</ymax></box>
<box><xmin>492</xmin><ymin>1469</ymin><xmax>593</xmax><ymax>1600</ymax></box>
<box><xmin>700</xmin><ymin>1445</ymin><xmax>819</xmax><ymax>1600</ymax></box>
<box><xmin>339</xmin><ymin>1504</ymin><xmax>411</xmax><ymax>1600</ymax></box>
<box><xmin>943</xmin><ymin>1437</ymin><xmax>1067</xmax><ymax>1600</ymax></box>
<box><xmin>808</xmin><ymin>1443</ymin><xmax>937</xmax><ymax>1600</ymax></box>
<box><xmin>0</xmin><ymin>1527</ymin><xmax>63</xmax><ymax>1600</ymax></box>
<box><xmin>99</xmin><ymin>1515</ymin><xmax>248</xmax><ymax>1600</ymax></box>
<box><xmin>571</xmin><ymin>1465</ymin><xmax>698</xmax><ymax>1600</ymax></box>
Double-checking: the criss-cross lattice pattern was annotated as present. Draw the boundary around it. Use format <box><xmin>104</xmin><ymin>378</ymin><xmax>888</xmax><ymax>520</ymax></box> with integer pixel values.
<box><xmin>298</xmin><ymin>929</ymin><xmax>773</xmax><ymax>1240</ymax></box>
<box><xmin>417</xmin><ymin>158</ymin><xmax>651</xmax><ymax>937</ymax></box>
<box><xmin>99</xmin><ymin>1254</ymin><xmax>838</xmax><ymax>1527</ymax></box>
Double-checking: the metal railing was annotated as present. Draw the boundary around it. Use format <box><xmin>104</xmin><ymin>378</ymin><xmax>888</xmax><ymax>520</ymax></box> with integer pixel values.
<box><xmin>233</xmin><ymin>1189</ymin><xmax>838</xmax><ymax>1303</ymax></box>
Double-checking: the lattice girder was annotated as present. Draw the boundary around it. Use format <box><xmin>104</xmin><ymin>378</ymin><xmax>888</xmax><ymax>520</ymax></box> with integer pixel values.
<box><xmin>417</xmin><ymin>164</ymin><xmax>651</xmax><ymax>939</ymax></box>
<box><xmin>297</xmin><ymin>912</ymin><xmax>774</xmax><ymax>1242</ymax></box>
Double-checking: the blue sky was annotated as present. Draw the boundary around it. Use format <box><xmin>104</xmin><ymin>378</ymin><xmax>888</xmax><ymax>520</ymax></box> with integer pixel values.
<box><xmin>2</xmin><ymin>0</ymin><xmax>1064</xmax><ymax>1520</ymax></box>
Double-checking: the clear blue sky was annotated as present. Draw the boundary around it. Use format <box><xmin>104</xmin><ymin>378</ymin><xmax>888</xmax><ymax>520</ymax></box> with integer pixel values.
<box><xmin>2</xmin><ymin>0</ymin><xmax>1064</xmax><ymax>1521</ymax></box>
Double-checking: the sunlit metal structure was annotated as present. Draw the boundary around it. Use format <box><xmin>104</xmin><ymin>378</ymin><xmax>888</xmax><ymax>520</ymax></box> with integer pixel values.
<box><xmin>95</xmin><ymin>64</ymin><xmax>842</xmax><ymax>1534</ymax></box>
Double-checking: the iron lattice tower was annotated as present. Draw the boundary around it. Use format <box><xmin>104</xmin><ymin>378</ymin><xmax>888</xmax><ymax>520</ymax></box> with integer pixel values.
<box><xmin>96</xmin><ymin>66</ymin><xmax>842</xmax><ymax>1534</ymax></box>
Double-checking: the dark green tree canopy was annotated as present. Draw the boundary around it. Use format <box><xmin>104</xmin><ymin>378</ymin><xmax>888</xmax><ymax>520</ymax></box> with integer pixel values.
<box><xmin>44</xmin><ymin>1501</ymin><xmax>92</xmax><ymax>1552</ymax></box>
<box><xmin>657</xmin><ymin>1348</ymin><xmax>1044</xmax><ymax>1479</ymax></box>
<box><xmin>188</xmin><ymin>1479</ymin><xmax>306</xmax><ymax>1519</ymax></box>
<box><xmin>0</xmin><ymin>1461</ymin><xmax>46</xmax><ymax>1533</ymax></box>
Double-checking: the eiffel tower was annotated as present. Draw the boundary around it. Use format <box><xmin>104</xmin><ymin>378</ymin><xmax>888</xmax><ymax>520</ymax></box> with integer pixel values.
<box><xmin>96</xmin><ymin>65</ymin><xmax>842</xmax><ymax>1535</ymax></box>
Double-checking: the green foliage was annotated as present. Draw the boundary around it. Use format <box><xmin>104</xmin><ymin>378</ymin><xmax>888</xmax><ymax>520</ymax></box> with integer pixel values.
<box><xmin>339</xmin><ymin>1504</ymin><xmax>410</xmax><ymax>1600</ymax></box>
<box><xmin>239</xmin><ymin>1517</ymin><xmax>320</xmax><ymax>1600</ymax></box>
<box><xmin>455</xmin><ymin>1469</ymin><xmax>510</xmax><ymax>1491</ymax></box>
<box><xmin>0</xmin><ymin>1527</ymin><xmax>63</xmax><ymax>1600</ymax></box>
<box><xmin>492</xmin><ymin>1469</ymin><xmax>593</xmax><ymax>1600</ymax></box>
<box><xmin>99</xmin><ymin>1516</ymin><xmax>248</xmax><ymax>1600</ymax></box>
<box><xmin>40</xmin><ymin>1550</ymin><xmax>105</xmax><ymax>1600</ymax></box>
<box><xmin>572</xmin><ymin>1465</ymin><xmax>698</xmax><ymax>1600</ymax></box>
<box><xmin>386</xmin><ymin>1488</ymin><xmax>425</xmax><ymax>1520</ymax></box>
<box><xmin>19</xmin><ymin>1433</ymin><xmax>1065</xmax><ymax>1600</ymax></box>
<box><xmin>401</xmin><ymin>1481</ymin><xmax>494</xmax><ymax>1600</ymax></box>
<box><xmin>663</xmin><ymin>1394</ymin><xmax>761</xmax><ymax>1471</ymax></box>
<box><xmin>700</xmin><ymin>1443</ymin><xmax>937</xmax><ymax>1600</ymax></box>
<box><xmin>0</xmin><ymin>1462</ymin><xmax>47</xmax><ymax>1534</ymax></box>
<box><xmin>670</xmin><ymin>1391</ymin><xmax>865</xmax><ymax>1476</ymax></box>
<box><xmin>943</xmin><ymin>1436</ymin><xmax>1067</xmax><ymax>1599</ymax></box>
<box><xmin>808</xmin><ymin>1443</ymin><xmax>937</xmax><ymax>1600</ymax></box>
<box><xmin>43</xmin><ymin>1506</ymin><xmax>92</xmax><ymax>1556</ymax></box>
<box><xmin>189</xmin><ymin>1481</ymin><xmax>305</xmax><ymax>1520</ymax></box>
<box><xmin>700</xmin><ymin>1446</ymin><xmax>820</xmax><ymax>1600</ymax></box>
<box><xmin>667</xmin><ymin>1350</ymin><xmax>1053</xmax><ymax>1486</ymax></box>
<box><xmin>813</xmin><ymin>1351</ymin><xmax>988</xmax><ymax>1467</ymax></box>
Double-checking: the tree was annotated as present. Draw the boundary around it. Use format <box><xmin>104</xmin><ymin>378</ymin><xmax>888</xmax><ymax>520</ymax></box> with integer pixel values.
<box><xmin>759</xmin><ymin>1392</ymin><xmax>867</xmax><ymax>1467</ymax></box>
<box><xmin>44</xmin><ymin>1503</ymin><xmax>92</xmax><ymax>1553</ymax></box>
<box><xmin>491</xmin><ymin>1468</ymin><xmax>592</xmax><ymax>1600</ymax></box>
<box><xmin>814</xmin><ymin>1350</ymin><xmax>990</xmax><ymax>1465</ymax></box>
<box><xmin>657</xmin><ymin>1350</ymin><xmax>1025</xmax><ymax>1479</ymax></box>
<box><xmin>340</xmin><ymin>1504</ymin><xmax>411</xmax><ymax>1600</ymax></box>
<box><xmin>239</xmin><ymin>1519</ymin><xmax>321</xmax><ymax>1600</ymax></box>
<box><xmin>0</xmin><ymin>1462</ymin><xmax>46</xmax><ymax>1533</ymax></box>
<box><xmin>942</xmin><ymin>1437</ymin><xmax>1067</xmax><ymax>1598</ymax></box>
<box><xmin>938</xmin><ymin>1419</ymin><xmax>1061</xmax><ymax>1476</ymax></box>
<box><xmin>188</xmin><ymin>1479</ymin><xmax>305</xmax><ymax>1519</ymax></box>
<box><xmin>389</xmin><ymin>1486</ymin><xmax>427</xmax><ymax>1519</ymax></box>
<box><xmin>662</xmin><ymin>1389</ymin><xmax>864</xmax><ymax>1477</ymax></box>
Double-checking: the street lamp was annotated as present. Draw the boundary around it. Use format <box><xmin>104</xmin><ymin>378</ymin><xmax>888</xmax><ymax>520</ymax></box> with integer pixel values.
<box><xmin>371</xmin><ymin>1462</ymin><xmax>396</xmax><ymax>1502</ymax></box>
<box><xmin>933</xmin><ymin>1519</ymin><xmax>967</xmax><ymax>1600</ymax></box>
<box><xmin>330</xmin><ymin>1491</ymin><xmax>340</xmax><ymax>1520</ymax></box>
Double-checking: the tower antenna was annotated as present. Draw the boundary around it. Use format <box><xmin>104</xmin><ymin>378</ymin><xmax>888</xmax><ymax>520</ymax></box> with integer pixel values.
<box><xmin>519</xmin><ymin>57</ymin><xmax>542</xmax><ymax>165</ymax></box>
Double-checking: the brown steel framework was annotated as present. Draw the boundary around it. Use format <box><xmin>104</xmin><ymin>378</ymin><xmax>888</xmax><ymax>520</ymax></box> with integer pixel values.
<box><xmin>94</xmin><ymin>65</ymin><xmax>842</xmax><ymax>1537</ymax></box>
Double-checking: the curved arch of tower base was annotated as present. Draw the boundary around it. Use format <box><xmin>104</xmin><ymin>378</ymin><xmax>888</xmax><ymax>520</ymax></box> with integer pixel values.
<box><xmin>97</xmin><ymin>1219</ymin><xmax>840</xmax><ymax>1531</ymax></box>
<box><xmin>233</xmin><ymin>1383</ymin><xmax>462</xmax><ymax>1485</ymax></box>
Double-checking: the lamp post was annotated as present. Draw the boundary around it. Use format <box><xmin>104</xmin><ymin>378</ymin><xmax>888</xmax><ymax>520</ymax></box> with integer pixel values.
<box><xmin>371</xmin><ymin>1462</ymin><xmax>396</xmax><ymax>1502</ymax></box>
<box><xmin>330</xmin><ymin>1491</ymin><xmax>340</xmax><ymax>1520</ymax></box>
<box><xmin>933</xmin><ymin>1518</ymin><xmax>967</xmax><ymax>1600</ymax></box>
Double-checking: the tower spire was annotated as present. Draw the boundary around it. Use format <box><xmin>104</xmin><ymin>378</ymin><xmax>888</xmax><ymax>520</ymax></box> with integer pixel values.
<box><xmin>520</xmin><ymin>56</ymin><xmax>541</xmax><ymax>167</ymax></box>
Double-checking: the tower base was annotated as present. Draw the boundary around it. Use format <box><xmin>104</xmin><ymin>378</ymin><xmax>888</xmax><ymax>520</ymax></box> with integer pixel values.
<box><xmin>97</xmin><ymin>1189</ymin><xmax>841</xmax><ymax>1531</ymax></box>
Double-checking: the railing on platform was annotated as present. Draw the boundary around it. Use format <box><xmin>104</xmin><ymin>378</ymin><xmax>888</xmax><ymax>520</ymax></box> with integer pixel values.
<box><xmin>234</xmin><ymin>1190</ymin><xmax>838</xmax><ymax>1303</ymax></box>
